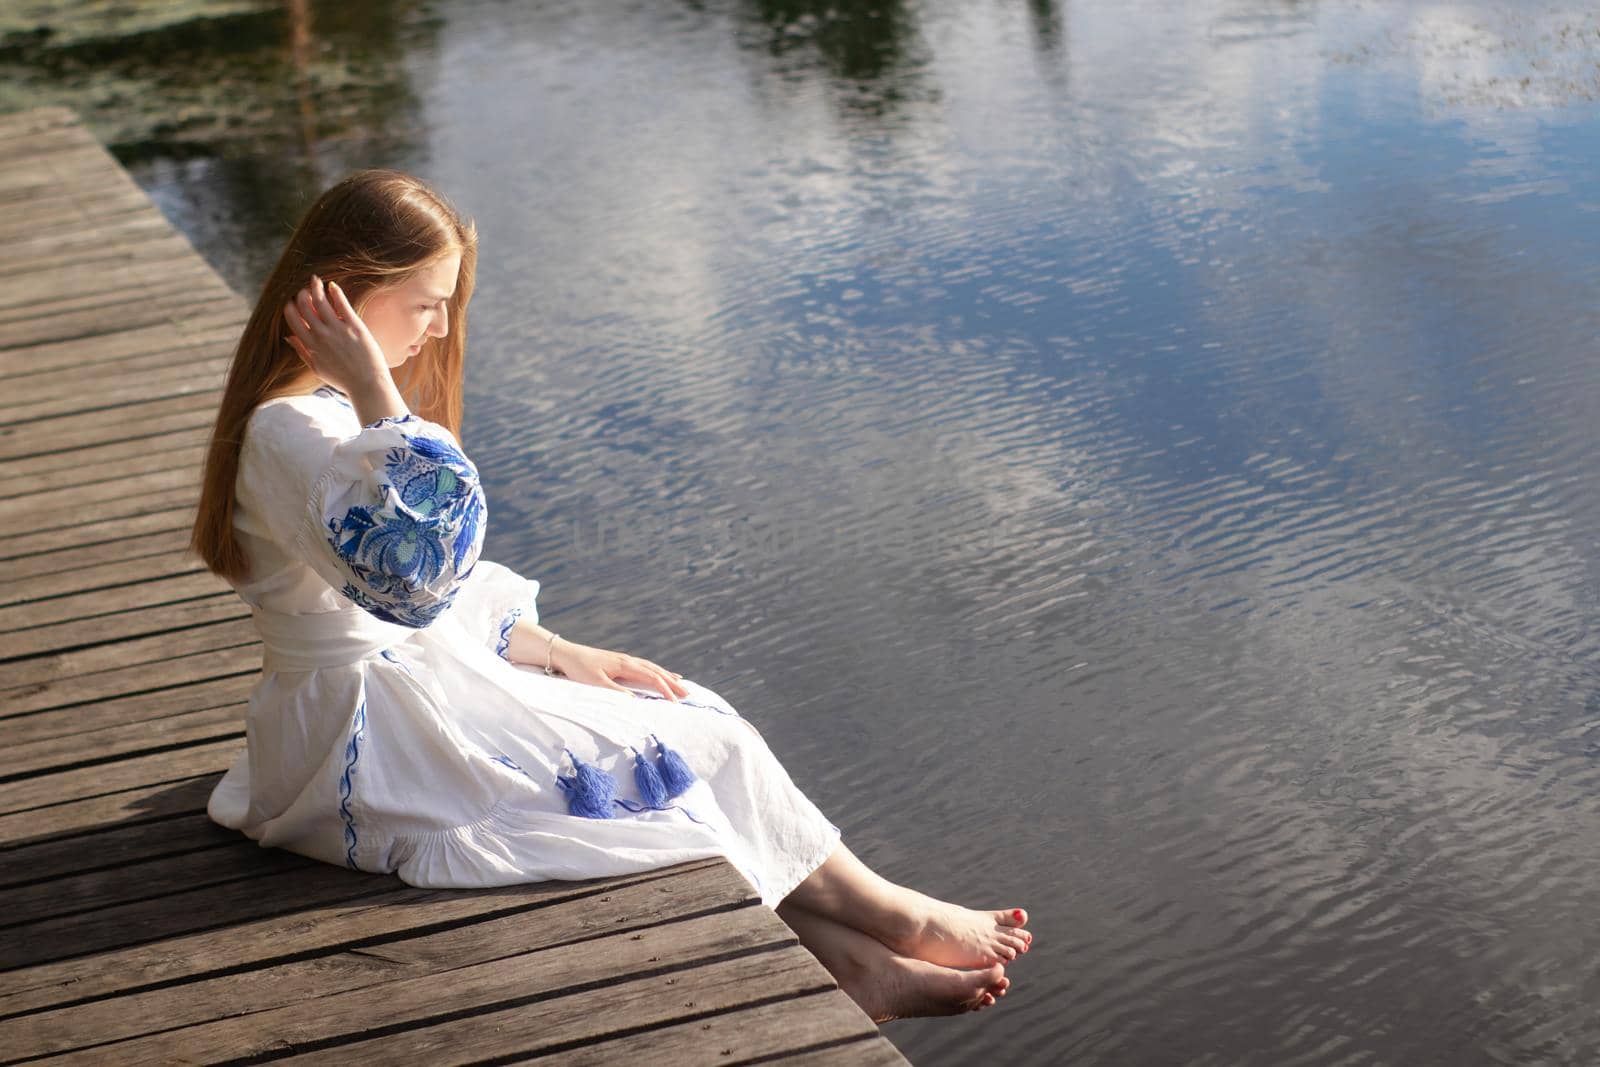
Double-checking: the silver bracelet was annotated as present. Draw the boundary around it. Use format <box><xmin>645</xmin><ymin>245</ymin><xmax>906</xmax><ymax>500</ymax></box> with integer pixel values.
<box><xmin>545</xmin><ymin>632</ymin><xmax>560</xmax><ymax>676</ymax></box>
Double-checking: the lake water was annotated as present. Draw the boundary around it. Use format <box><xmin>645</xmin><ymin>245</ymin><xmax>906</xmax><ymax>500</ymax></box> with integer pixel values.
<box><xmin>7</xmin><ymin>0</ymin><xmax>1600</xmax><ymax>1062</ymax></box>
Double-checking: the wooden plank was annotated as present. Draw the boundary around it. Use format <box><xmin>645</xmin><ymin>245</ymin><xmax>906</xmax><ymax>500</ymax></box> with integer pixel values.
<box><xmin>0</xmin><ymin>527</ymin><xmax>196</xmax><ymax>586</ymax></box>
<box><xmin>0</xmin><ymin>643</ymin><xmax>258</xmax><ymax>719</ymax></box>
<box><xmin>0</xmin><ymin>243</ymin><xmax>208</xmax><ymax>292</ymax></box>
<box><xmin>2</xmin><ymin>306</ymin><xmax>238</xmax><ymax>396</ymax></box>
<box><xmin>0</xmin><ymin>191</ymin><xmax>155</xmax><ymax>245</ymax></box>
<box><xmin>0</xmin><ymin>615</ymin><xmax>250</xmax><ymax>690</ymax></box>
<box><xmin>762</xmin><ymin>1034</ymin><xmax>911</xmax><ymax>1065</ymax></box>
<box><xmin>0</xmin><ymin>506</ymin><xmax>194</xmax><ymax>565</ymax></box>
<box><xmin>0</xmin><ymin>183</ymin><xmax>162</xmax><ymax>226</ymax></box>
<box><xmin>0</xmin><ymin>473</ymin><xmax>206</xmax><ymax>543</ymax></box>
<box><xmin>0</xmin><ymin>468</ymin><xmax>203</xmax><ymax>538</ymax></box>
<box><xmin>0</xmin><ymin>394</ymin><xmax>219</xmax><ymax>464</ymax></box>
<box><xmin>0</xmin><ymin>531</ymin><xmax>198</xmax><ymax>595</ymax></box>
<box><xmin>0</xmin><ymin>270</ymin><xmax>220</xmax><ymax>331</ymax></box>
<box><xmin>0</xmin><ymin>812</ymin><xmax>240</xmax><ymax>888</ymax></box>
<box><xmin>0</xmin><ymin>227</ymin><xmax>199</xmax><ymax>278</ymax></box>
<box><xmin>0</xmin><ymin>124</ymin><xmax>111</xmax><ymax>159</ymax></box>
<box><xmin>0</xmin><ymin>484</ymin><xmax>200</xmax><ymax>548</ymax></box>
<box><xmin>0</xmin><ymin>449</ymin><xmax>206</xmax><ymax>525</ymax></box>
<box><xmin>0</xmin><ymin>106</ymin><xmax>78</xmax><ymax>140</ymax></box>
<box><xmin>7</xmin><ymin>861</ymin><xmax>755</xmax><ymax>1056</ymax></box>
<box><xmin>4</xmin><ymin>672</ymin><xmax>250</xmax><ymax>747</ymax></box>
<box><xmin>0</xmin><ymin>248</ymin><xmax>215</xmax><ymax>301</ymax></box>
<box><xmin>41</xmin><ymin>907</ymin><xmax>797</xmax><ymax>1065</ymax></box>
<box><xmin>509</xmin><ymin>992</ymin><xmax>891</xmax><ymax>1066</ymax></box>
<box><xmin>0</xmin><ymin>595</ymin><xmax>246</xmax><ymax>664</ymax></box>
<box><xmin>1</xmin><ymin>356</ymin><xmax>229</xmax><ymax>426</ymax></box>
<box><xmin>3</xmin><ymin>702</ymin><xmax>243</xmax><ymax>779</ymax></box>
<box><xmin>0</xmin><ymin>159</ymin><xmax>128</xmax><ymax>199</ymax></box>
<box><xmin>0</xmin><ymin>773</ymin><xmax>220</xmax><ymax>849</ymax></box>
<box><xmin>281</xmin><ymin>946</ymin><xmax>837</xmax><ymax>1067</ymax></box>
<box><xmin>0</xmin><ymin>861</ymin><xmax>380</xmax><ymax>971</ymax></box>
<box><xmin>3</xmin><ymin>309</ymin><xmax>238</xmax><ymax>394</ymax></box>
<box><xmin>0</xmin><ymin>738</ymin><xmax>240</xmax><ymax>817</ymax></box>
<box><xmin>0</xmin><ymin>858</ymin><xmax>724</xmax><ymax>1016</ymax></box>
<box><xmin>0</xmin><ymin>312</ymin><xmax>238</xmax><ymax>380</ymax></box>
<box><xmin>0</xmin><ymin>840</ymin><xmax>309</xmax><ymax>928</ymax></box>
<box><xmin>0</xmin><ymin>570</ymin><xmax>229</xmax><ymax>635</ymax></box>
<box><xmin>0</xmin><ymin>430</ymin><xmax>208</xmax><ymax>495</ymax></box>
<box><xmin>0</xmin><ymin>157</ymin><xmax>129</xmax><ymax>201</ymax></box>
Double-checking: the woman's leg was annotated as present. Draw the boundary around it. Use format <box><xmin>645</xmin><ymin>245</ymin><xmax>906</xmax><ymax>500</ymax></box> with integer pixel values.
<box><xmin>782</xmin><ymin>841</ymin><xmax>1032</xmax><ymax>970</ymax></box>
<box><xmin>776</xmin><ymin>901</ymin><xmax>1009</xmax><ymax>1023</ymax></box>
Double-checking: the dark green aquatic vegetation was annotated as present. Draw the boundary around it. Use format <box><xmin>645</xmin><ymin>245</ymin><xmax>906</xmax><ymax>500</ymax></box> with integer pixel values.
<box><xmin>0</xmin><ymin>0</ymin><xmax>436</xmax><ymax>162</ymax></box>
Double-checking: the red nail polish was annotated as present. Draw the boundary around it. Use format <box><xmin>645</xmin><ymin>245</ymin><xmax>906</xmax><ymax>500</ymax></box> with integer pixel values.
<box><xmin>1012</xmin><ymin>909</ymin><xmax>1023</xmax><ymax>922</ymax></box>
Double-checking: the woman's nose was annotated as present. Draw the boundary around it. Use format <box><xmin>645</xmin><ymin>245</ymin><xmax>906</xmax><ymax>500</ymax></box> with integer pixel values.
<box><xmin>428</xmin><ymin>304</ymin><xmax>449</xmax><ymax>338</ymax></box>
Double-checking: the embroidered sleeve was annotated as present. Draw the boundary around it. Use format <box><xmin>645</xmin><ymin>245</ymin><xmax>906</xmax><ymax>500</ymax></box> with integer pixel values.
<box><xmin>297</xmin><ymin>413</ymin><xmax>487</xmax><ymax>628</ymax></box>
<box><xmin>443</xmin><ymin>560</ymin><xmax>542</xmax><ymax>660</ymax></box>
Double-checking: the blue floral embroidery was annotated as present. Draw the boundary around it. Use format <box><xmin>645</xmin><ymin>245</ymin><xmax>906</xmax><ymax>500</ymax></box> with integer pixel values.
<box><xmin>339</xmin><ymin>700</ymin><xmax>367</xmax><ymax>870</ymax></box>
<box><xmin>491</xmin><ymin>753</ymin><xmax>530</xmax><ymax>775</ymax></box>
<box><xmin>366</xmin><ymin>413</ymin><xmax>421</xmax><ymax>430</ymax></box>
<box><xmin>629</xmin><ymin>688</ymin><xmax>738</xmax><ymax>716</ymax></box>
<box><xmin>325</xmin><ymin>430</ymin><xmax>486</xmax><ymax>628</ymax></box>
<box><xmin>378</xmin><ymin>647</ymin><xmax>414</xmax><ymax>676</ymax></box>
<box><xmin>314</xmin><ymin>384</ymin><xmax>353</xmax><ymax>408</ymax></box>
<box><xmin>495</xmin><ymin>607</ymin><xmax>524</xmax><ymax>660</ymax></box>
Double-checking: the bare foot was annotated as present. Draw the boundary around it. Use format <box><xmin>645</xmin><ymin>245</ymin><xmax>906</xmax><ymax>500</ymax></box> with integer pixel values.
<box><xmin>878</xmin><ymin>895</ymin><xmax>1033</xmax><ymax>969</ymax></box>
<box><xmin>779</xmin><ymin>903</ymin><xmax>1011</xmax><ymax>1023</ymax></box>
<box><xmin>782</xmin><ymin>842</ymin><xmax>1032</xmax><ymax>969</ymax></box>
<box><xmin>856</xmin><ymin>955</ymin><xmax>1009</xmax><ymax>1023</ymax></box>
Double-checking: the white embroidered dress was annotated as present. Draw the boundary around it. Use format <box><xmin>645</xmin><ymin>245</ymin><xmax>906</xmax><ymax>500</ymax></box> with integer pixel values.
<box><xmin>206</xmin><ymin>387</ymin><xmax>840</xmax><ymax>906</ymax></box>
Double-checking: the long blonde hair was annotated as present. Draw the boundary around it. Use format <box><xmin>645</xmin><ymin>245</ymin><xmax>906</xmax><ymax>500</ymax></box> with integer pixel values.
<box><xmin>190</xmin><ymin>169</ymin><xmax>478</xmax><ymax>583</ymax></box>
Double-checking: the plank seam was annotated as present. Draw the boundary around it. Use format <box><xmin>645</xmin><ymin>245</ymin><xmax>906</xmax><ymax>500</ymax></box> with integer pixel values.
<box><xmin>0</xmin><ymin>854</ymin><xmax>312</xmax><ymax>934</ymax></box>
<box><xmin>0</xmin><ymin>604</ymin><xmax>244</xmax><ymax>666</ymax></box>
<box><xmin>0</xmin><ymin>861</ymin><xmax>733</xmax><ymax>1020</ymax></box>
<box><xmin>0</xmin><ymin>799</ymin><xmax>213</xmax><ymax>855</ymax></box>
<box><xmin>221</xmin><ymin>941</ymin><xmax>813</xmax><ymax>1067</ymax></box>
<box><xmin>0</xmin><ymin>565</ymin><xmax>211</xmax><ymax>610</ymax></box>
<box><xmin>0</xmin><ymin>730</ymin><xmax>245</xmax><ymax>786</ymax></box>
<box><xmin>463</xmin><ymin>978</ymin><xmax>840</xmax><ymax>1067</ymax></box>
<box><xmin>0</xmin><ymin>767</ymin><xmax>223</xmax><ymax>821</ymax></box>
<box><xmin>0</xmin><ymin>659</ymin><xmax>258</xmax><ymax>720</ymax></box>
<box><xmin>733</xmin><ymin>1031</ymin><xmax>892</xmax><ymax>1067</ymax></box>
<box><xmin>0</xmin><ymin>837</ymin><xmax>239</xmax><ymax>892</ymax></box>
<box><xmin>0</xmin><ymin>872</ymin><xmax>381</xmax><ymax>975</ymax></box>
<box><xmin>0</xmin><ymin>668</ymin><xmax>256</xmax><ymax>726</ymax></box>
<box><xmin>0</xmin><ymin>518</ymin><xmax>200</xmax><ymax>566</ymax></box>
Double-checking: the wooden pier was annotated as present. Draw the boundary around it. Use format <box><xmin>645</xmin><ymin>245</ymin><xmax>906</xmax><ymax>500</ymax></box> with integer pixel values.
<box><xmin>0</xmin><ymin>107</ymin><xmax>906</xmax><ymax>1066</ymax></box>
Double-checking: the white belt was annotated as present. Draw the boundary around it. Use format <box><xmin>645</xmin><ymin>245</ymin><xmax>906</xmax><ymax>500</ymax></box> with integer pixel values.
<box><xmin>251</xmin><ymin>604</ymin><xmax>414</xmax><ymax>672</ymax></box>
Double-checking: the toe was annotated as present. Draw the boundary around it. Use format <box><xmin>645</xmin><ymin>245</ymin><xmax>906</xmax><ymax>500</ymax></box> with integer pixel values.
<box><xmin>999</xmin><ymin>907</ymin><xmax>1029</xmax><ymax>928</ymax></box>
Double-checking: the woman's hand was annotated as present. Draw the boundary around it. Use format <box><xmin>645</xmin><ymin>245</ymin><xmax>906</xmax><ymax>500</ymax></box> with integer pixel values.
<box><xmin>550</xmin><ymin>639</ymin><xmax>689</xmax><ymax>701</ymax></box>
<box><xmin>282</xmin><ymin>275</ymin><xmax>393</xmax><ymax>399</ymax></box>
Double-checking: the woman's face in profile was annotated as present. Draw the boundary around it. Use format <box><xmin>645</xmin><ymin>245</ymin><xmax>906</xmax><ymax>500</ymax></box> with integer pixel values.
<box><xmin>358</xmin><ymin>250</ymin><xmax>462</xmax><ymax>367</ymax></box>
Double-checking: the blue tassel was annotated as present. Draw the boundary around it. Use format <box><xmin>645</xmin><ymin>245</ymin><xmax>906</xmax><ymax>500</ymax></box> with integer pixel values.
<box><xmin>651</xmin><ymin>733</ymin><xmax>698</xmax><ymax>798</ymax></box>
<box><xmin>557</xmin><ymin>749</ymin><xmax>616</xmax><ymax>819</ymax></box>
<box><xmin>631</xmin><ymin>746</ymin><xmax>671</xmax><ymax>809</ymax></box>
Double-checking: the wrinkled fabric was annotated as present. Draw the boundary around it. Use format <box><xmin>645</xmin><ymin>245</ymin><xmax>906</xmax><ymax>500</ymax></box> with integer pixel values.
<box><xmin>207</xmin><ymin>387</ymin><xmax>839</xmax><ymax>906</ymax></box>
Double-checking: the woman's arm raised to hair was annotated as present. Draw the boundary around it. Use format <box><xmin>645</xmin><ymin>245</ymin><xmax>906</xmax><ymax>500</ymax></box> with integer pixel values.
<box><xmin>284</xmin><ymin>275</ymin><xmax>409</xmax><ymax>425</ymax></box>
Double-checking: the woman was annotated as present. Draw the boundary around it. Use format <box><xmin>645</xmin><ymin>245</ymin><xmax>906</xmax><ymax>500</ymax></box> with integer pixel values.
<box><xmin>190</xmin><ymin>169</ymin><xmax>1031</xmax><ymax>1022</ymax></box>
